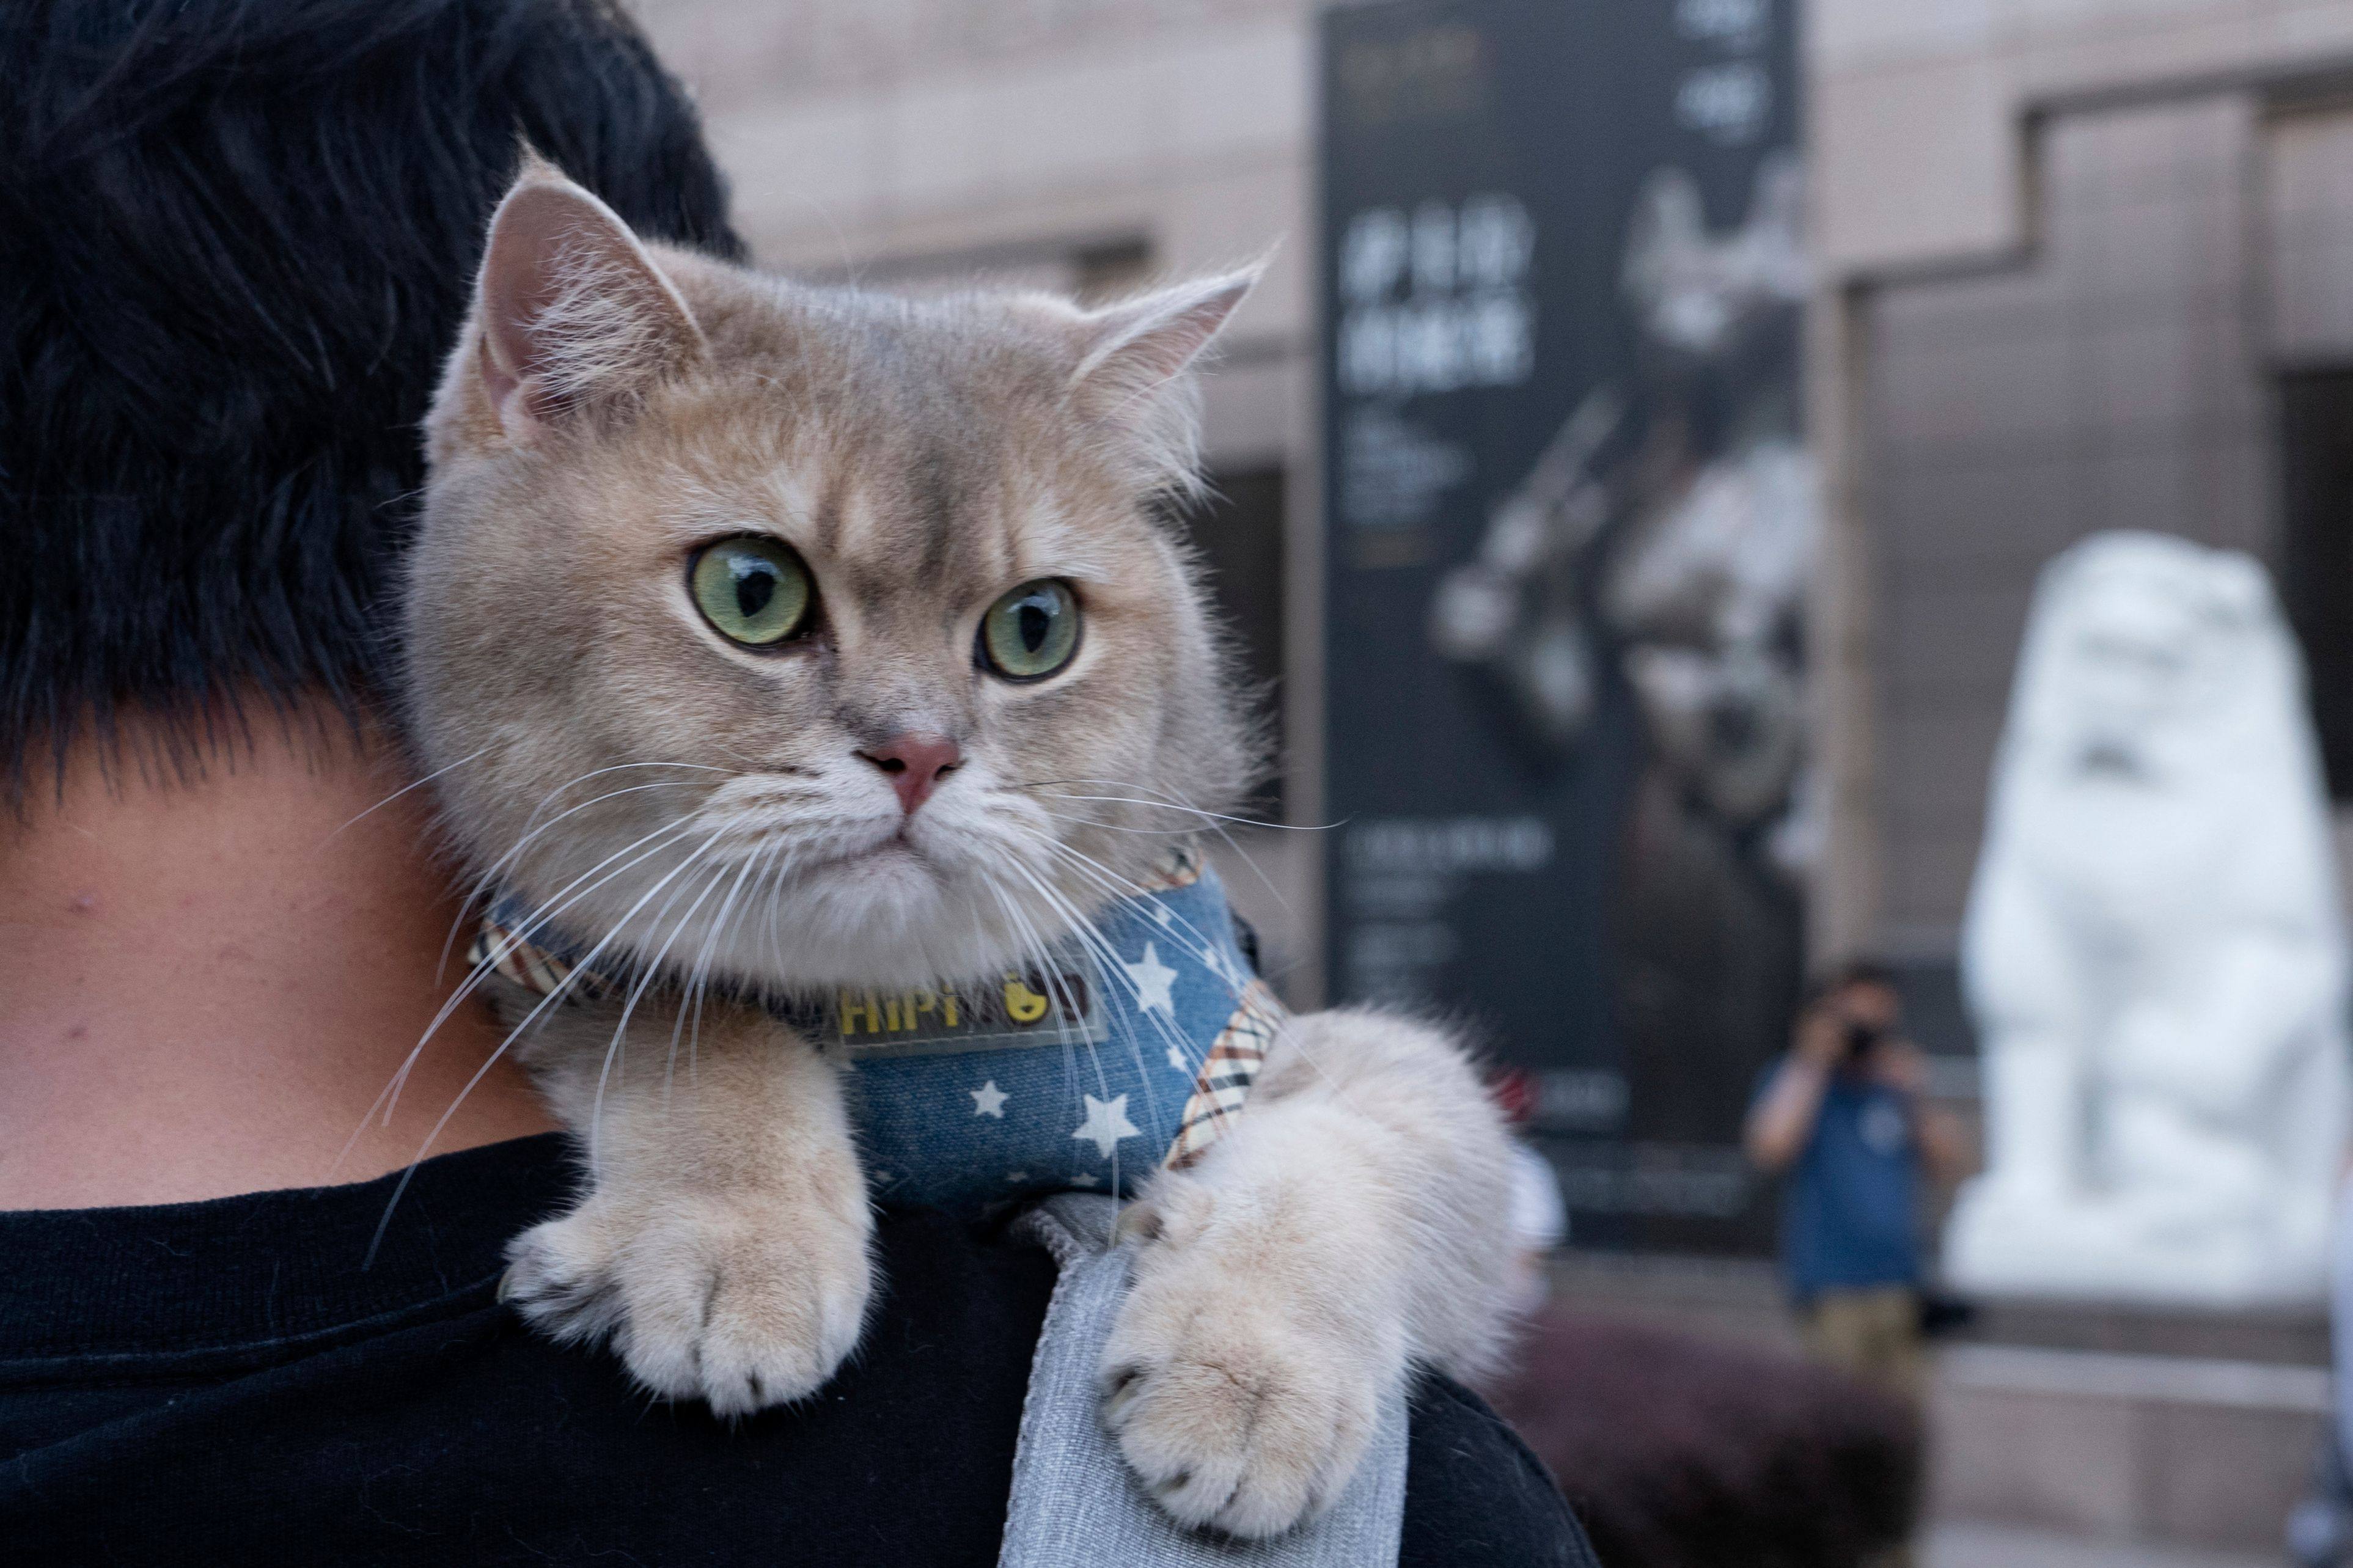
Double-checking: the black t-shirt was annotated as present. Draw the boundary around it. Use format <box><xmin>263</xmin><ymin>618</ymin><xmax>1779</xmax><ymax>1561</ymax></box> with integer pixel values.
<box><xmin>0</xmin><ymin>1134</ymin><xmax>1593</xmax><ymax>1566</ymax></box>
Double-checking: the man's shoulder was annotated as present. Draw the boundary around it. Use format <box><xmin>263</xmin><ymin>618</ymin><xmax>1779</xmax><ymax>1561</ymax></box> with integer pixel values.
<box><xmin>2</xmin><ymin>1163</ymin><xmax>1598</xmax><ymax>1567</ymax></box>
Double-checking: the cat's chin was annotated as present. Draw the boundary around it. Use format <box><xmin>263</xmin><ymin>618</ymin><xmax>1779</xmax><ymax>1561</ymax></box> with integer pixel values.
<box><xmin>617</xmin><ymin>851</ymin><xmax>1059</xmax><ymax>995</ymax></box>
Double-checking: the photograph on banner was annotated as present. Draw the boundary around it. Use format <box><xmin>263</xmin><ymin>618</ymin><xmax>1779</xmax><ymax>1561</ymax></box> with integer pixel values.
<box><xmin>1322</xmin><ymin>0</ymin><xmax>1809</xmax><ymax>1251</ymax></box>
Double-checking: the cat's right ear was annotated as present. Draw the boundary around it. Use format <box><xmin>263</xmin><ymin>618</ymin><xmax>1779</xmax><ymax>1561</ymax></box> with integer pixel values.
<box><xmin>468</xmin><ymin>158</ymin><xmax>705</xmax><ymax>439</ymax></box>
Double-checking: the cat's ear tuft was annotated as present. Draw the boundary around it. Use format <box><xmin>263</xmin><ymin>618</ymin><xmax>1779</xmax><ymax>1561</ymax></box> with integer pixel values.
<box><xmin>469</xmin><ymin>163</ymin><xmax>705</xmax><ymax>437</ymax></box>
<box><xmin>1071</xmin><ymin>265</ymin><xmax>1261</xmax><ymax>395</ymax></box>
<box><xmin>1066</xmin><ymin>262</ymin><xmax>1264</xmax><ymax>489</ymax></box>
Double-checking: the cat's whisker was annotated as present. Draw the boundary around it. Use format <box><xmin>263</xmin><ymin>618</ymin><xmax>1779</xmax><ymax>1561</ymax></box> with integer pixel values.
<box><xmin>978</xmin><ymin>871</ymin><xmax>1121</xmax><ymax>1191</ymax></box>
<box><xmin>361</xmin><ymin>814</ymin><xmax>727</xmax><ymax>1266</ymax></box>
<box><xmin>1016</xmin><ymin>774</ymin><xmax>1307</xmax><ymax>919</ymax></box>
<box><xmin>381</xmin><ymin>811</ymin><xmax>706</xmax><ymax>1129</ymax></box>
<box><xmin>339</xmin><ymin>811</ymin><xmax>706</xmax><ymax>1175</ymax></box>
<box><xmin>997</xmin><ymin>822</ymin><xmax>1233</xmax><ymax>984</ymax></box>
<box><xmin>762</xmin><ymin>848</ymin><xmax>793</xmax><ymax>1003</ymax></box>
<box><xmin>315</xmin><ymin>744</ymin><xmax>489</xmax><ymax>851</ymax></box>
<box><xmin>515</xmin><ymin>760</ymin><xmax>733</xmax><ymax>835</ymax></box>
<box><xmin>595</xmin><ymin>840</ymin><xmax>738</xmax><ymax>1152</ymax></box>
<box><xmin>987</xmin><ymin>862</ymin><xmax>1188</xmax><ymax>1207</ymax></box>
<box><xmin>666</xmin><ymin>850</ymin><xmax>744</xmax><ymax>1111</ymax></box>
<box><xmin>448</xmin><ymin>758</ymin><xmax>734</xmax><ymax>957</ymax></box>
<box><xmin>383</xmin><ymin>824</ymin><xmax>771</xmax><ymax>1177</ymax></box>
<box><xmin>401</xmin><ymin>819</ymin><xmax>732</xmax><ymax>1222</ymax></box>
<box><xmin>1027</xmin><ymin>786</ymin><xmax>1294</xmax><ymax>910</ymax></box>
<box><xmin>436</xmin><ymin>778</ymin><xmax>713</xmax><ymax>985</ymax></box>
<box><xmin>974</xmin><ymin>864</ymin><xmax>1099</xmax><ymax>1069</ymax></box>
<box><xmin>990</xmin><ymin>854</ymin><xmax>1185</xmax><ymax>1138</ymax></box>
<box><xmin>502</xmin><ymin>824</ymin><xmax>730</xmax><ymax>1094</ymax></box>
<box><xmin>999</xmin><ymin>823</ymin><xmax>1359</xmax><ymax>1105</ymax></box>
<box><xmin>1001</xmin><ymin>804</ymin><xmax>1216</xmax><ymax>836</ymax></box>
<box><xmin>595</xmin><ymin>851</ymin><xmax>734</xmax><ymax>1167</ymax></box>
<box><xmin>1018</xmin><ymin>779</ymin><xmax>1338</xmax><ymax>833</ymax></box>
<box><xmin>675</xmin><ymin>836</ymin><xmax>788</xmax><ymax>1104</ymax></box>
<box><xmin>672</xmin><ymin>837</ymin><xmax>773</xmax><ymax>1029</ymax></box>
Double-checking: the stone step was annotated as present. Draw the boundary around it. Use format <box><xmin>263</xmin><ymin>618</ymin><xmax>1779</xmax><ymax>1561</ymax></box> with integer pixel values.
<box><xmin>1926</xmin><ymin>1520</ymin><xmax>2278</xmax><ymax>1568</ymax></box>
<box><xmin>1931</xmin><ymin>1342</ymin><xmax>2330</xmax><ymax>1555</ymax></box>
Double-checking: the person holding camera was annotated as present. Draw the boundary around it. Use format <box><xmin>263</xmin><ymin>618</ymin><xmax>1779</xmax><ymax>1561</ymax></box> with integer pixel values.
<box><xmin>1744</xmin><ymin>962</ymin><xmax>1969</xmax><ymax>1401</ymax></box>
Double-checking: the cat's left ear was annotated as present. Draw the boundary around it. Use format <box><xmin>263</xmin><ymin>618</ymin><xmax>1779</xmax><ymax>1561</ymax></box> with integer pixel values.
<box><xmin>1066</xmin><ymin>263</ymin><xmax>1263</xmax><ymax>486</ymax></box>
<box><xmin>467</xmin><ymin>155</ymin><xmax>707</xmax><ymax>439</ymax></box>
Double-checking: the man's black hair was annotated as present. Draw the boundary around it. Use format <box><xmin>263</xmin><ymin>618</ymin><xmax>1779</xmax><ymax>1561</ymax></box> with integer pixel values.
<box><xmin>0</xmin><ymin>0</ymin><xmax>744</xmax><ymax>797</ymax></box>
<box><xmin>1801</xmin><ymin>958</ymin><xmax>1901</xmax><ymax>1012</ymax></box>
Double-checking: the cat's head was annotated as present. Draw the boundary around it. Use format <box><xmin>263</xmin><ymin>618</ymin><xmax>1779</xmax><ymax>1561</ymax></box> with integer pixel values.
<box><xmin>403</xmin><ymin>158</ymin><xmax>1261</xmax><ymax>990</ymax></box>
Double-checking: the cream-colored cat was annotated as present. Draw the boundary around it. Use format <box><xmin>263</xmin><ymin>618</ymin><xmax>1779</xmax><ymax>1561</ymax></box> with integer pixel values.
<box><xmin>400</xmin><ymin>159</ymin><xmax>1515</xmax><ymax>1538</ymax></box>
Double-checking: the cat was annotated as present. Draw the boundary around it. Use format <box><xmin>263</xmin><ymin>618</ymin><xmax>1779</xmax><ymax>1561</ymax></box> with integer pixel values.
<box><xmin>398</xmin><ymin>156</ymin><xmax>1518</xmax><ymax>1539</ymax></box>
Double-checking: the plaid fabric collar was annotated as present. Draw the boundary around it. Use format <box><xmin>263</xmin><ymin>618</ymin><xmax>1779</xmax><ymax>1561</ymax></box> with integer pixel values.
<box><xmin>469</xmin><ymin>846</ymin><xmax>1280</xmax><ymax>1210</ymax></box>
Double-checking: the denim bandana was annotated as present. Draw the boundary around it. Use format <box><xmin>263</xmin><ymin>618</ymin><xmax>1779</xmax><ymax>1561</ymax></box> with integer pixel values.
<box><xmin>471</xmin><ymin>847</ymin><xmax>1283</xmax><ymax>1211</ymax></box>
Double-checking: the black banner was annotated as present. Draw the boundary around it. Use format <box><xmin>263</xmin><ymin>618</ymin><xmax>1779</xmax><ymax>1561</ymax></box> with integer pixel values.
<box><xmin>1320</xmin><ymin>0</ymin><xmax>1808</xmax><ymax>1252</ymax></box>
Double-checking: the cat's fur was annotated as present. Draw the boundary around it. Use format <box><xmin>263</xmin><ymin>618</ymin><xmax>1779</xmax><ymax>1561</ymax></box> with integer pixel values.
<box><xmin>401</xmin><ymin>159</ymin><xmax>1516</xmax><ymax>1537</ymax></box>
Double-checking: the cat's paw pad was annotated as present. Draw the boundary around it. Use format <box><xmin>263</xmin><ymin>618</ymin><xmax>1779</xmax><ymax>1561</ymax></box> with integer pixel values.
<box><xmin>1099</xmin><ymin>1277</ymin><xmax>1384</xmax><ymax>1538</ymax></box>
<box><xmin>503</xmin><ymin>1197</ymin><xmax>870</xmax><ymax>1419</ymax></box>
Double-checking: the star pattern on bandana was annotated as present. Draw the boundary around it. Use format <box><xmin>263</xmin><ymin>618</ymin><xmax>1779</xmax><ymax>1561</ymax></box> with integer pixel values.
<box><xmin>1071</xmin><ymin>1093</ymin><xmax>1142</xmax><ymax>1159</ymax></box>
<box><xmin>1122</xmin><ymin>942</ymin><xmax>1178</xmax><ymax>1019</ymax></box>
<box><xmin>474</xmin><ymin>844</ymin><xmax>1270</xmax><ymax>1212</ymax></box>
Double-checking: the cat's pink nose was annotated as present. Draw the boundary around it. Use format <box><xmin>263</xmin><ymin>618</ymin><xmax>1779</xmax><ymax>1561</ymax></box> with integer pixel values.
<box><xmin>859</xmin><ymin>733</ymin><xmax>963</xmax><ymax>816</ymax></box>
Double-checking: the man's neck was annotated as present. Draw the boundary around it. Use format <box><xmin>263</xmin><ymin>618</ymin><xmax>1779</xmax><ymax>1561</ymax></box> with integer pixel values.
<box><xmin>0</xmin><ymin>708</ymin><xmax>553</xmax><ymax>1208</ymax></box>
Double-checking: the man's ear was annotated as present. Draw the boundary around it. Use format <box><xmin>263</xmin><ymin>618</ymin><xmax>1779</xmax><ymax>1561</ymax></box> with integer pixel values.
<box><xmin>471</xmin><ymin>155</ymin><xmax>705</xmax><ymax>436</ymax></box>
<box><xmin>1065</xmin><ymin>263</ymin><xmax>1263</xmax><ymax>487</ymax></box>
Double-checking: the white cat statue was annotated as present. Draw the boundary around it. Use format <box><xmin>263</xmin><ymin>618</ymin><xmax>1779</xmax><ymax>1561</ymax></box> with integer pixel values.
<box><xmin>1944</xmin><ymin>531</ymin><xmax>2351</xmax><ymax>1306</ymax></box>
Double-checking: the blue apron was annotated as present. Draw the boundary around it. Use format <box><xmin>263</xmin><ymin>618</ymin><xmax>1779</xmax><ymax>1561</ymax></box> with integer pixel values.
<box><xmin>475</xmin><ymin>848</ymin><xmax>1280</xmax><ymax>1211</ymax></box>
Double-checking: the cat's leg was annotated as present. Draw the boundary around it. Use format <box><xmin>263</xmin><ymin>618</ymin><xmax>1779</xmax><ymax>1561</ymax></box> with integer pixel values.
<box><xmin>1099</xmin><ymin>1007</ymin><xmax>1516</xmax><ymax>1537</ymax></box>
<box><xmin>500</xmin><ymin>995</ymin><xmax>873</xmax><ymax>1418</ymax></box>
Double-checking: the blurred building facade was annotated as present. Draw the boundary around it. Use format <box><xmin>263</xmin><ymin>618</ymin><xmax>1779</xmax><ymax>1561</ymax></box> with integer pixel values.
<box><xmin>632</xmin><ymin>0</ymin><xmax>2353</xmax><ymax>1042</ymax></box>
<box><xmin>1813</xmin><ymin>0</ymin><xmax>2353</xmax><ymax>1044</ymax></box>
<box><xmin>1811</xmin><ymin>4</ymin><xmax>2353</xmax><ymax>1553</ymax></box>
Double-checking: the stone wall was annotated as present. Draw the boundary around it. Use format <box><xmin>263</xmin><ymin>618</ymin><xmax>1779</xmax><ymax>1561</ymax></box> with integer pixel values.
<box><xmin>1812</xmin><ymin>0</ymin><xmax>2353</xmax><ymax>964</ymax></box>
<box><xmin>1862</xmin><ymin>95</ymin><xmax>2271</xmax><ymax>943</ymax></box>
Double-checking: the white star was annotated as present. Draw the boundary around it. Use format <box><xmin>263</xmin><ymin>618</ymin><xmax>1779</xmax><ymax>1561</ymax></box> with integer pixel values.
<box><xmin>970</xmin><ymin>1080</ymin><xmax>1008</xmax><ymax>1118</ymax></box>
<box><xmin>1123</xmin><ymin>942</ymin><xmax>1178</xmax><ymax>1019</ymax></box>
<box><xmin>1071</xmin><ymin>1093</ymin><xmax>1142</xmax><ymax>1159</ymax></box>
<box><xmin>1167</xmin><ymin>1043</ymin><xmax>1192</xmax><ymax>1073</ymax></box>
<box><xmin>1152</xmin><ymin>903</ymin><xmax>1176</xmax><ymax>926</ymax></box>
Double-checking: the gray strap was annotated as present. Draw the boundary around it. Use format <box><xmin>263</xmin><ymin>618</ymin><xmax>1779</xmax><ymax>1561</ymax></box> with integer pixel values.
<box><xmin>997</xmin><ymin>1195</ymin><xmax>1408</xmax><ymax>1568</ymax></box>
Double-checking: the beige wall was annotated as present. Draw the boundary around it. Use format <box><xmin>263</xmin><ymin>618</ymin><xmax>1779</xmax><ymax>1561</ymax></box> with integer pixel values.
<box><xmin>1813</xmin><ymin>0</ymin><xmax>2353</xmax><ymax>278</ymax></box>
<box><xmin>1862</xmin><ymin>96</ymin><xmax>2270</xmax><ymax>948</ymax></box>
<box><xmin>1810</xmin><ymin>0</ymin><xmax>2353</xmax><ymax>966</ymax></box>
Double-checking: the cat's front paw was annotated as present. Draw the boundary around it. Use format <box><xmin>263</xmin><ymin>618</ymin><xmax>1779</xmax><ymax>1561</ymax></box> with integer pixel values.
<box><xmin>1098</xmin><ymin>1189</ymin><xmax>1401</xmax><ymax>1538</ymax></box>
<box><xmin>504</xmin><ymin>1192</ymin><xmax>872</xmax><ymax>1419</ymax></box>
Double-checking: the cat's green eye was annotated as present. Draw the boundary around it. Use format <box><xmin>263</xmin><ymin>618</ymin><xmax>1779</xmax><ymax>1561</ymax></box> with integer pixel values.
<box><xmin>978</xmin><ymin>579</ymin><xmax>1082</xmax><ymax>681</ymax></box>
<box><xmin>691</xmin><ymin>537</ymin><xmax>812</xmax><ymax>648</ymax></box>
